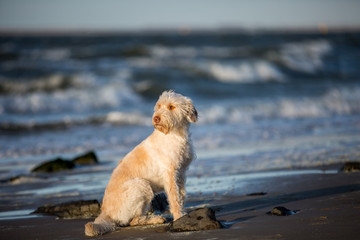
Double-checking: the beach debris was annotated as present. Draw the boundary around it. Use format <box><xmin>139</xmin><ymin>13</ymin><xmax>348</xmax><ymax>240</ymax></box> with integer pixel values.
<box><xmin>267</xmin><ymin>206</ymin><xmax>296</xmax><ymax>216</ymax></box>
<box><xmin>31</xmin><ymin>151</ymin><xmax>98</xmax><ymax>173</ymax></box>
<box><xmin>32</xmin><ymin>200</ymin><xmax>101</xmax><ymax>219</ymax></box>
<box><xmin>170</xmin><ymin>208</ymin><xmax>222</xmax><ymax>232</ymax></box>
<box><xmin>246</xmin><ymin>192</ymin><xmax>267</xmax><ymax>196</ymax></box>
<box><xmin>340</xmin><ymin>162</ymin><xmax>360</xmax><ymax>172</ymax></box>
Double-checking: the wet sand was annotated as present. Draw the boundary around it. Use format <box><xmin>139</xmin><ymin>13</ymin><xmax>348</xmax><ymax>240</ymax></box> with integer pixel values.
<box><xmin>1</xmin><ymin>171</ymin><xmax>359</xmax><ymax>240</ymax></box>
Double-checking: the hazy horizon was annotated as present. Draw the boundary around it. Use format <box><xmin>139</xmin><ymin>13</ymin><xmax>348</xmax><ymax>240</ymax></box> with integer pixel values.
<box><xmin>1</xmin><ymin>0</ymin><xmax>360</xmax><ymax>33</ymax></box>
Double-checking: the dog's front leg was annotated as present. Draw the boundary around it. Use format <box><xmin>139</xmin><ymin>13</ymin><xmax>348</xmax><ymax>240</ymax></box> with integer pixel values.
<box><xmin>165</xmin><ymin>168</ymin><xmax>183</xmax><ymax>220</ymax></box>
<box><xmin>178</xmin><ymin>171</ymin><xmax>186</xmax><ymax>207</ymax></box>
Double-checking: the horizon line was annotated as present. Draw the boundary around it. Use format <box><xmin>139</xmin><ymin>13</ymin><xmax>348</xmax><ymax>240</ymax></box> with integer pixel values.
<box><xmin>1</xmin><ymin>25</ymin><xmax>360</xmax><ymax>36</ymax></box>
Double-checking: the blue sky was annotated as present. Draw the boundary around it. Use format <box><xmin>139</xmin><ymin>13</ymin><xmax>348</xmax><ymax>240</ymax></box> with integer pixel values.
<box><xmin>1</xmin><ymin>0</ymin><xmax>360</xmax><ymax>31</ymax></box>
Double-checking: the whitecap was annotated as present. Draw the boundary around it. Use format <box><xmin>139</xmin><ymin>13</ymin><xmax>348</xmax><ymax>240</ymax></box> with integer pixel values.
<box><xmin>106</xmin><ymin>111</ymin><xmax>150</xmax><ymax>126</ymax></box>
<box><xmin>150</xmin><ymin>45</ymin><xmax>198</xmax><ymax>58</ymax></box>
<box><xmin>207</xmin><ymin>60</ymin><xmax>286</xmax><ymax>83</ymax></box>
<box><xmin>279</xmin><ymin>39</ymin><xmax>332</xmax><ymax>73</ymax></box>
<box><xmin>196</xmin><ymin>86</ymin><xmax>360</xmax><ymax>125</ymax></box>
<box><xmin>0</xmin><ymin>73</ymin><xmax>94</xmax><ymax>94</ymax></box>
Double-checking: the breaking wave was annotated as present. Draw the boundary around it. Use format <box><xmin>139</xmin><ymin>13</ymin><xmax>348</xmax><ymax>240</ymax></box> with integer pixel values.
<box><xmin>146</xmin><ymin>39</ymin><xmax>333</xmax><ymax>83</ymax></box>
<box><xmin>0</xmin><ymin>32</ymin><xmax>358</xmax><ymax>134</ymax></box>
<box><xmin>206</xmin><ymin>60</ymin><xmax>286</xmax><ymax>83</ymax></box>
<box><xmin>278</xmin><ymin>39</ymin><xmax>332</xmax><ymax>73</ymax></box>
<box><xmin>1</xmin><ymin>83</ymin><xmax>140</xmax><ymax>115</ymax></box>
<box><xmin>199</xmin><ymin>86</ymin><xmax>360</xmax><ymax>125</ymax></box>
<box><xmin>0</xmin><ymin>111</ymin><xmax>150</xmax><ymax>131</ymax></box>
<box><xmin>0</xmin><ymin>73</ymin><xmax>93</xmax><ymax>94</ymax></box>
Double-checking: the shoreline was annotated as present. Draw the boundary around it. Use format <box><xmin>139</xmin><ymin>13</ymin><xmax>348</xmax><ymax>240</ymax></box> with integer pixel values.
<box><xmin>1</xmin><ymin>169</ymin><xmax>359</xmax><ymax>239</ymax></box>
<box><xmin>0</xmin><ymin>165</ymin><xmax>343</xmax><ymax>215</ymax></box>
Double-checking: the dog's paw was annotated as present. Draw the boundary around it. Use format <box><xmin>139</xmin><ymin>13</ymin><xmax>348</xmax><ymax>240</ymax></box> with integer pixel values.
<box><xmin>85</xmin><ymin>222</ymin><xmax>96</xmax><ymax>237</ymax></box>
<box><xmin>149</xmin><ymin>215</ymin><xmax>166</xmax><ymax>224</ymax></box>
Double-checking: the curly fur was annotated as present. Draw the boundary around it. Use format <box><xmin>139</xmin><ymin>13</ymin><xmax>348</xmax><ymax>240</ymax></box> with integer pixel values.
<box><xmin>84</xmin><ymin>90</ymin><xmax>197</xmax><ymax>236</ymax></box>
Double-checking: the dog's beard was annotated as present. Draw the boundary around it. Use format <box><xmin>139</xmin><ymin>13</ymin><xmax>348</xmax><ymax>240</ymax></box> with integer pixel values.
<box><xmin>154</xmin><ymin>123</ymin><xmax>170</xmax><ymax>134</ymax></box>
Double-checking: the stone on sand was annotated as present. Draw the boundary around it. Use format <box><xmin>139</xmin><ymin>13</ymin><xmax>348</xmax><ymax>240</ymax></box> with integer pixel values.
<box><xmin>340</xmin><ymin>162</ymin><xmax>360</xmax><ymax>172</ymax></box>
<box><xmin>267</xmin><ymin>206</ymin><xmax>296</xmax><ymax>216</ymax></box>
<box><xmin>33</xmin><ymin>200</ymin><xmax>101</xmax><ymax>219</ymax></box>
<box><xmin>170</xmin><ymin>208</ymin><xmax>222</xmax><ymax>232</ymax></box>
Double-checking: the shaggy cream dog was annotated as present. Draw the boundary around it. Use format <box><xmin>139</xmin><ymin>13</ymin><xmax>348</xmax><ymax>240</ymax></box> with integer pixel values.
<box><xmin>85</xmin><ymin>90</ymin><xmax>197</xmax><ymax>236</ymax></box>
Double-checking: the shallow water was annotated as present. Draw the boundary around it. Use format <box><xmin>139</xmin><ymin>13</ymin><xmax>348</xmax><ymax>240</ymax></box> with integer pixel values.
<box><xmin>0</xmin><ymin>209</ymin><xmax>36</xmax><ymax>220</ymax></box>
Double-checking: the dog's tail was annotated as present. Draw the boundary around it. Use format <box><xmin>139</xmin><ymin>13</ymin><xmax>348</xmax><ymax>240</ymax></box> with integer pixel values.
<box><xmin>85</xmin><ymin>213</ymin><xmax>116</xmax><ymax>237</ymax></box>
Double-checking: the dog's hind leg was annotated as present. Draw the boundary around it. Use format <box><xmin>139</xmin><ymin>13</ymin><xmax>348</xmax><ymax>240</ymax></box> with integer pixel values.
<box><xmin>115</xmin><ymin>178</ymin><xmax>165</xmax><ymax>226</ymax></box>
<box><xmin>85</xmin><ymin>178</ymin><xmax>163</xmax><ymax>236</ymax></box>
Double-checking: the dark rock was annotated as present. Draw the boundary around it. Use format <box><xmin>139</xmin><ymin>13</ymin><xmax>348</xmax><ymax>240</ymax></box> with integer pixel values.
<box><xmin>170</xmin><ymin>208</ymin><xmax>222</xmax><ymax>232</ymax></box>
<box><xmin>150</xmin><ymin>192</ymin><xmax>169</xmax><ymax>213</ymax></box>
<box><xmin>267</xmin><ymin>206</ymin><xmax>296</xmax><ymax>216</ymax></box>
<box><xmin>71</xmin><ymin>151</ymin><xmax>98</xmax><ymax>165</ymax></box>
<box><xmin>31</xmin><ymin>151</ymin><xmax>99</xmax><ymax>173</ymax></box>
<box><xmin>340</xmin><ymin>162</ymin><xmax>360</xmax><ymax>172</ymax></box>
<box><xmin>31</xmin><ymin>158</ymin><xmax>75</xmax><ymax>173</ymax></box>
<box><xmin>33</xmin><ymin>200</ymin><xmax>101</xmax><ymax>219</ymax></box>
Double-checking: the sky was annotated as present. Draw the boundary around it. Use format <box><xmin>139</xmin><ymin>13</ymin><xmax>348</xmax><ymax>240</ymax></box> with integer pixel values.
<box><xmin>0</xmin><ymin>0</ymin><xmax>360</xmax><ymax>32</ymax></box>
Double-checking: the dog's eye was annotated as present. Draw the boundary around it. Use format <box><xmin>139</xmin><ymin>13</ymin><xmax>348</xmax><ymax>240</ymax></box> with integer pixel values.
<box><xmin>169</xmin><ymin>105</ymin><xmax>175</xmax><ymax>110</ymax></box>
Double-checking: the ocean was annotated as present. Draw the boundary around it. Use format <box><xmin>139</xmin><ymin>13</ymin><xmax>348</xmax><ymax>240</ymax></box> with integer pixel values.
<box><xmin>1</xmin><ymin>30</ymin><xmax>360</xmax><ymax>216</ymax></box>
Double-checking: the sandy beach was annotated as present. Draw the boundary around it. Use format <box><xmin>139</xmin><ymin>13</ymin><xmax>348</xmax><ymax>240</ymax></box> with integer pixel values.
<box><xmin>1</xmin><ymin>168</ymin><xmax>359</xmax><ymax>240</ymax></box>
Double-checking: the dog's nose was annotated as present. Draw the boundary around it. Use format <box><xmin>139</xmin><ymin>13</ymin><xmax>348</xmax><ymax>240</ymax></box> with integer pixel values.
<box><xmin>153</xmin><ymin>116</ymin><xmax>160</xmax><ymax>124</ymax></box>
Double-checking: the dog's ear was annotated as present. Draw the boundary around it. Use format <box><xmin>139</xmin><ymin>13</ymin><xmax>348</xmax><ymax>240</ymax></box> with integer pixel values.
<box><xmin>187</xmin><ymin>101</ymin><xmax>198</xmax><ymax>123</ymax></box>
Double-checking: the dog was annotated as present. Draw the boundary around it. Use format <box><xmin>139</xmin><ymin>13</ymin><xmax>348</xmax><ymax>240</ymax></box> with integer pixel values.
<box><xmin>85</xmin><ymin>90</ymin><xmax>197</xmax><ymax>236</ymax></box>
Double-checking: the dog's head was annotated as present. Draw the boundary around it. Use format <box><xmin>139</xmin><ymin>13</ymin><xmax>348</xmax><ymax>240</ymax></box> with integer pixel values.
<box><xmin>152</xmin><ymin>90</ymin><xmax>197</xmax><ymax>134</ymax></box>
